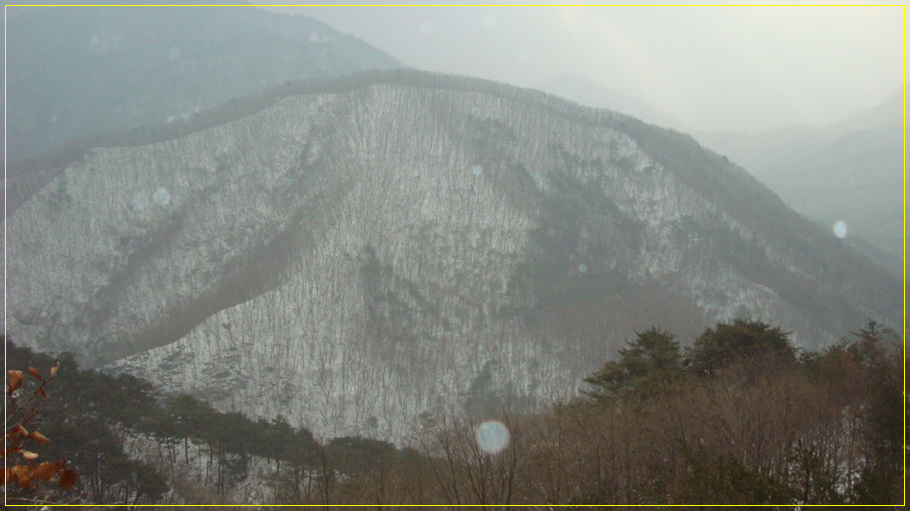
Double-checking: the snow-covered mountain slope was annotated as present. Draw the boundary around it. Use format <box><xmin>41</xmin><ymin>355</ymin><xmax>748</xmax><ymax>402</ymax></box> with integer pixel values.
<box><xmin>7</xmin><ymin>71</ymin><xmax>901</xmax><ymax>442</ymax></box>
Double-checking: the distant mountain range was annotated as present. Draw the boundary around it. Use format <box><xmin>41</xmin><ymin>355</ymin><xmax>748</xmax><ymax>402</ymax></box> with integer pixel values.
<box><xmin>694</xmin><ymin>88</ymin><xmax>904</xmax><ymax>276</ymax></box>
<box><xmin>8</xmin><ymin>70</ymin><xmax>900</xmax><ymax>442</ymax></box>
<box><xmin>5</xmin><ymin>5</ymin><xmax>403</xmax><ymax>162</ymax></box>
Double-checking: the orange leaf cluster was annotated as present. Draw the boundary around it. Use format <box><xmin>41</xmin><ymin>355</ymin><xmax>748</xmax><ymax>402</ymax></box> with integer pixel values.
<box><xmin>7</xmin><ymin>362</ymin><xmax>58</xmax><ymax>395</ymax></box>
<box><xmin>5</xmin><ymin>462</ymin><xmax>76</xmax><ymax>490</ymax></box>
<box><xmin>4</xmin><ymin>424</ymin><xmax>76</xmax><ymax>490</ymax></box>
<box><xmin>5</xmin><ymin>362</ymin><xmax>76</xmax><ymax>494</ymax></box>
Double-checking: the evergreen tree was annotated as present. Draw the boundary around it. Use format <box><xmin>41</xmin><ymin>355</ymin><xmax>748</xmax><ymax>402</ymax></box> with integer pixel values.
<box><xmin>584</xmin><ymin>327</ymin><xmax>682</xmax><ymax>399</ymax></box>
<box><xmin>686</xmin><ymin>318</ymin><xmax>795</xmax><ymax>376</ymax></box>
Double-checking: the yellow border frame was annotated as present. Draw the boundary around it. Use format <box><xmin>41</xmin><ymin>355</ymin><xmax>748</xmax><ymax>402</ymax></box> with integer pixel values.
<box><xmin>2</xmin><ymin>2</ymin><xmax>906</xmax><ymax>507</ymax></box>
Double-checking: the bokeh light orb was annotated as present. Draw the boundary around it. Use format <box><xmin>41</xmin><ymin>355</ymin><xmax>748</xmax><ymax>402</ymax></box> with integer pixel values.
<box><xmin>832</xmin><ymin>220</ymin><xmax>848</xmax><ymax>239</ymax></box>
<box><xmin>475</xmin><ymin>420</ymin><xmax>510</xmax><ymax>454</ymax></box>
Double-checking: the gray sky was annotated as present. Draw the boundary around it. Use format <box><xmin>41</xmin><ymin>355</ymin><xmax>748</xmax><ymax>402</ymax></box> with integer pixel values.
<box><xmin>253</xmin><ymin>2</ymin><xmax>905</xmax><ymax>134</ymax></box>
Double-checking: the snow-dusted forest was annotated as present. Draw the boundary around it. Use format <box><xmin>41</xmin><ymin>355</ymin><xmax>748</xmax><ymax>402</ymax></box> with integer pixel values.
<box><xmin>8</xmin><ymin>73</ymin><xmax>901</xmax><ymax>444</ymax></box>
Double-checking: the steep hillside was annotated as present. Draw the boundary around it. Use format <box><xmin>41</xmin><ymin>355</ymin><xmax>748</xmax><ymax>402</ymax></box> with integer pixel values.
<box><xmin>7</xmin><ymin>71</ymin><xmax>901</xmax><ymax>442</ymax></box>
<box><xmin>5</xmin><ymin>5</ymin><xmax>402</xmax><ymax>162</ymax></box>
<box><xmin>695</xmin><ymin>89</ymin><xmax>904</xmax><ymax>276</ymax></box>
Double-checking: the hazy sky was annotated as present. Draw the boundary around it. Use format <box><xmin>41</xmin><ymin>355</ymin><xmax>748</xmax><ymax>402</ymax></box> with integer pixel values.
<box><xmin>253</xmin><ymin>2</ymin><xmax>905</xmax><ymax>134</ymax></box>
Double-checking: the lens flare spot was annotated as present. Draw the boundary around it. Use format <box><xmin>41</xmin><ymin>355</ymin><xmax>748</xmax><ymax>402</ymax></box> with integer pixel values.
<box><xmin>475</xmin><ymin>421</ymin><xmax>509</xmax><ymax>454</ymax></box>
<box><xmin>578</xmin><ymin>263</ymin><xmax>588</xmax><ymax>273</ymax></box>
<box><xmin>832</xmin><ymin>220</ymin><xmax>848</xmax><ymax>239</ymax></box>
<box><xmin>309</xmin><ymin>31</ymin><xmax>330</xmax><ymax>43</ymax></box>
<box><xmin>472</xmin><ymin>165</ymin><xmax>483</xmax><ymax>176</ymax></box>
<box><xmin>153</xmin><ymin>188</ymin><xmax>171</xmax><ymax>206</ymax></box>
<box><xmin>419</xmin><ymin>22</ymin><xmax>433</xmax><ymax>35</ymax></box>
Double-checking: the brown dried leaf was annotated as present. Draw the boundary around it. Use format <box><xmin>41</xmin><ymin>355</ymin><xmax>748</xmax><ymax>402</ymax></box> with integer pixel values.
<box><xmin>21</xmin><ymin>450</ymin><xmax>39</xmax><ymax>461</ymax></box>
<box><xmin>49</xmin><ymin>362</ymin><xmax>60</xmax><ymax>378</ymax></box>
<box><xmin>38</xmin><ymin>387</ymin><xmax>47</xmax><ymax>399</ymax></box>
<box><xmin>11</xmin><ymin>464</ymin><xmax>32</xmax><ymax>488</ymax></box>
<box><xmin>28</xmin><ymin>431</ymin><xmax>51</xmax><ymax>445</ymax></box>
<box><xmin>32</xmin><ymin>461</ymin><xmax>61</xmax><ymax>481</ymax></box>
<box><xmin>7</xmin><ymin>370</ymin><xmax>24</xmax><ymax>394</ymax></box>
<box><xmin>59</xmin><ymin>468</ymin><xmax>77</xmax><ymax>489</ymax></box>
<box><xmin>27</xmin><ymin>366</ymin><xmax>44</xmax><ymax>381</ymax></box>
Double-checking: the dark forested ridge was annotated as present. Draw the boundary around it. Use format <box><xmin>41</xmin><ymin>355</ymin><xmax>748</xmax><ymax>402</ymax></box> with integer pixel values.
<box><xmin>5</xmin><ymin>4</ymin><xmax>403</xmax><ymax>164</ymax></box>
<box><xmin>5</xmin><ymin>318</ymin><xmax>905</xmax><ymax>506</ymax></box>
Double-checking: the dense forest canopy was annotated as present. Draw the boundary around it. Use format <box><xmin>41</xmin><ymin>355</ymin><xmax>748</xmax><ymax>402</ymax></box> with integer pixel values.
<box><xmin>5</xmin><ymin>318</ymin><xmax>905</xmax><ymax>506</ymax></box>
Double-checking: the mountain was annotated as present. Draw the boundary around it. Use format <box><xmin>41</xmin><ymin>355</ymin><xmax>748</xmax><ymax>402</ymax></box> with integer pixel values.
<box><xmin>694</xmin><ymin>88</ymin><xmax>904</xmax><ymax>276</ymax></box>
<box><xmin>537</xmin><ymin>73</ymin><xmax>684</xmax><ymax>130</ymax></box>
<box><xmin>5</xmin><ymin>5</ymin><xmax>403</xmax><ymax>163</ymax></box>
<box><xmin>7</xmin><ymin>71</ymin><xmax>901</xmax><ymax>443</ymax></box>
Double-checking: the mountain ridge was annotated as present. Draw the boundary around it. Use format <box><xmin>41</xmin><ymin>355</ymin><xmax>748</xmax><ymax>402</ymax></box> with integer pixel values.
<box><xmin>5</xmin><ymin>5</ymin><xmax>403</xmax><ymax>163</ymax></box>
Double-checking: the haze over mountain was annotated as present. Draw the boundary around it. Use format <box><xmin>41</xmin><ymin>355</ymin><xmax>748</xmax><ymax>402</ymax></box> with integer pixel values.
<box><xmin>271</xmin><ymin>4</ymin><xmax>904</xmax><ymax>134</ymax></box>
<box><xmin>5</xmin><ymin>5</ymin><xmax>402</xmax><ymax>162</ymax></box>
<box><xmin>537</xmin><ymin>73</ymin><xmax>684</xmax><ymax>130</ymax></box>
<box><xmin>694</xmin><ymin>88</ymin><xmax>904</xmax><ymax>276</ymax></box>
<box><xmin>8</xmin><ymin>71</ymin><xmax>900</xmax><ymax>442</ymax></box>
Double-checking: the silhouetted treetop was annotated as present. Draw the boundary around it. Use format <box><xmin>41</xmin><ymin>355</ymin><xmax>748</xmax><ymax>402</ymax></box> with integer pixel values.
<box><xmin>685</xmin><ymin>319</ymin><xmax>795</xmax><ymax>376</ymax></box>
<box><xmin>584</xmin><ymin>326</ymin><xmax>682</xmax><ymax>399</ymax></box>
